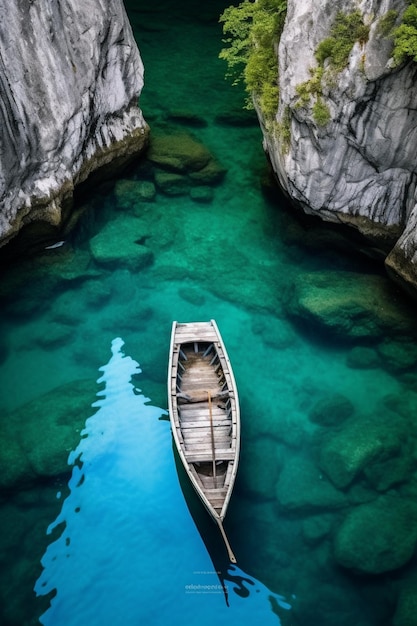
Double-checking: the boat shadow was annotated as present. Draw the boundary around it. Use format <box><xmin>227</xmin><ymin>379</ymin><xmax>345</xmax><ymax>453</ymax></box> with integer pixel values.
<box><xmin>173</xmin><ymin>444</ymin><xmax>230</xmax><ymax>583</ymax></box>
<box><xmin>173</xmin><ymin>445</ymin><xmax>292</xmax><ymax>623</ymax></box>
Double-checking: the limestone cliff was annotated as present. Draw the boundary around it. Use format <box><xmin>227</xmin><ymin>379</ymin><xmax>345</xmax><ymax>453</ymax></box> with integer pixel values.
<box><xmin>0</xmin><ymin>0</ymin><xmax>149</xmax><ymax>248</ymax></box>
<box><xmin>261</xmin><ymin>0</ymin><xmax>417</xmax><ymax>296</ymax></box>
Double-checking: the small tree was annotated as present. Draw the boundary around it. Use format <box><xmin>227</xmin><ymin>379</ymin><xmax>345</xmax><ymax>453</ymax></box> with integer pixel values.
<box><xmin>392</xmin><ymin>0</ymin><xmax>417</xmax><ymax>64</ymax></box>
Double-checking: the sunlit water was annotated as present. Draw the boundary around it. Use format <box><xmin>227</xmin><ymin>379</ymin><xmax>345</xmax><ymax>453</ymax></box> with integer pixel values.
<box><xmin>34</xmin><ymin>338</ymin><xmax>291</xmax><ymax>626</ymax></box>
<box><xmin>1</xmin><ymin>1</ymin><xmax>417</xmax><ymax>625</ymax></box>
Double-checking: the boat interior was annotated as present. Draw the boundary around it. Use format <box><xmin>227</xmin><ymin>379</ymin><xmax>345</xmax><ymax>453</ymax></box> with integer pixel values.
<box><xmin>175</xmin><ymin>341</ymin><xmax>235</xmax><ymax>513</ymax></box>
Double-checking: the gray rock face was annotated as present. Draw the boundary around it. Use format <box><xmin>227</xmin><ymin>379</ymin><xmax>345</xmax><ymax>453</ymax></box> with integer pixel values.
<box><xmin>262</xmin><ymin>0</ymin><xmax>417</xmax><ymax>294</ymax></box>
<box><xmin>0</xmin><ymin>0</ymin><xmax>149</xmax><ymax>247</ymax></box>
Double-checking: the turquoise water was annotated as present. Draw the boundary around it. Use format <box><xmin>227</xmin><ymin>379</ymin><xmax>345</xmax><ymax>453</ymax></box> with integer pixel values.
<box><xmin>1</xmin><ymin>0</ymin><xmax>417</xmax><ymax>624</ymax></box>
<box><xmin>34</xmin><ymin>338</ymin><xmax>291</xmax><ymax>626</ymax></box>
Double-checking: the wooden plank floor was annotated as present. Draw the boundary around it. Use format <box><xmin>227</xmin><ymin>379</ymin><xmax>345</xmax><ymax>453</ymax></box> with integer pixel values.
<box><xmin>179</xmin><ymin>347</ymin><xmax>234</xmax><ymax>491</ymax></box>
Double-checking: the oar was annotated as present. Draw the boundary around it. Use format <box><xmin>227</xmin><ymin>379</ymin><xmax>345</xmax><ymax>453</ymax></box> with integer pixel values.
<box><xmin>216</xmin><ymin>518</ymin><xmax>237</xmax><ymax>564</ymax></box>
<box><xmin>208</xmin><ymin>391</ymin><xmax>237</xmax><ymax>563</ymax></box>
<box><xmin>208</xmin><ymin>390</ymin><xmax>217</xmax><ymax>488</ymax></box>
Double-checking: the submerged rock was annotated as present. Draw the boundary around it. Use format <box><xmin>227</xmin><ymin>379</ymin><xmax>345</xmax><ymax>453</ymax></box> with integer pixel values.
<box><xmin>154</xmin><ymin>171</ymin><xmax>190</xmax><ymax>196</ymax></box>
<box><xmin>82</xmin><ymin>280</ymin><xmax>113</xmax><ymax>308</ymax></box>
<box><xmin>89</xmin><ymin>216</ymin><xmax>153</xmax><ymax>272</ymax></box>
<box><xmin>333</xmin><ymin>497</ymin><xmax>417</xmax><ymax>574</ymax></box>
<box><xmin>394</xmin><ymin>578</ymin><xmax>417</xmax><ymax>626</ymax></box>
<box><xmin>188</xmin><ymin>160</ymin><xmax>226</xmax><ymax>185</ymax></box>
<box><xmin>285</xmin><ymin>270</ymin><xmax>416</xmax><ymax>340</ymax></box>
<box><xmin>309</xmin><ymin>393</ymin><xmax>354</xmax><ymax>427</ymax></box>
<box><xmin>251</xmin><ymin>316</ymin><xmax>297</xmax><ymax>350</ymax></box>
<box><xmin>0</xmin><ymin>379</ymin><xmax>95</xmax><ymax>490</ymax></box>
<box><xmin>0</xmin><ymin>335</ymin><xmax>9</xmax><ymax>365</ymax></box>
<box><xmin>276</xmin><ymin>456</ymin><xmax>347</xmax><ymax>512</ymax></box>
<box><xmin>302</xmin><ymin>513</ymin><xmax>335</xmax><ymax>546</ymax></box>
<box><xmin>318</xmin><ymin>412</ymin><xmax>412</xmax><ymax>490</ymax></box>
<box><xmin>147</xmin><ymin>130</ymin><xmax>226</xmax><ymax>195</ymax></box>
<box><xmin>177</xmin><ymin>286</ymin><xmax>206</xmax><ymax>306</ymax></box>
<box><xmin>378</xmin><ymin>339</ymin><xmax>417</xmax><ymax>374</ymax></box>
<box><xmin>147</xmin><ymin>132</ymin><xmax>212</xmax><ymax>173</ymax></box>
<box><xmin>114</xmin><ymin>179</ymin><xmax>156</xmax><ymax>210</ymax></box>
<box><xmin>215</xmin><ymin>109</ymin><xmax>259</xmax><ymax>127</ymax></box>
<box><xmin>34</xmin><ymin>322</ymin><xmax>73</xmax><ymax>349</ymax></box>
<box><xmin>0</xmin><ymin>0</ymin><xmax>149</xmax><ymax>249</ymax></box>
<box><xmin>346</xmin><ymin>346</ymin><xmax>380</xmax><ymax>370</ymax></box>
<box><xmin>165</xmin><ymin>110</ymin><xmax>208</xmax><ymax>128</ymax></box>
<box><xmin>0</xmin><ymin>247</ymin><xmax>100</xmax><ymax>319</ymax></box>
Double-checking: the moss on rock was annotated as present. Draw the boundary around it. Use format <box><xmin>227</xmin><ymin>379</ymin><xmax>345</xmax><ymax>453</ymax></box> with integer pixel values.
<box><xmin>309</xmin><ymin>392</ymin><xmax>355</xmax><ymax>426</ymax></box>
<box><xmin>285</xmin><ymin>270</ymin><xmax>416</xmax><ymax>340</ymax></box>
<box><xmin>154</xmin><ymin>171</ymin><xmax>190</xmax><ymax>196</ymax></box>
<box><xmin>318</xmin><ymin>412</ymin><xmax>412</xmax><ymax>490</ymax></box>
<box><xmin>378</xmin><ymin>339</ymin><xmax>417</xmax><ymax>374</ymax></box>
<box><xmin>145</xmin><ymin>130</ymin><xmax>226</xmax><ymax>197</ymax></box>
<box><xmin>0</xmin><ymin>379</ymin><xmax>95</xmax><ymax>491</ymax></box>
<box><xmin>333</xmin><ymin>496</ymin><xmax>417</xmax><ymax>574</ymax></box>
<box><xmin>276</xmin><ymin>456</ymin><xmax>347</xmax><ymax>512</ymax></box>
<box><xmin>147</xmin><ymin>132</ymin><xmax>213</xmax><ymax>173</ymax></box>
<box><xmin>89</xmin><ymin>215</ymin><xmax>153</xmax><ymax>272</ymax></box>
<box><xmin>114</xmin><ymin>179</ymin><xmax>156</xmax><ymax>209</ymax></box>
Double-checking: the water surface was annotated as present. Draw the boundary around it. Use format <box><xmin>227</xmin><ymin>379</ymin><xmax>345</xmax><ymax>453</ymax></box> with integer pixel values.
<box><xmin>0</xmin><ymin>1</ymin><xmax>417</xmax><ymax>625</ymax></box>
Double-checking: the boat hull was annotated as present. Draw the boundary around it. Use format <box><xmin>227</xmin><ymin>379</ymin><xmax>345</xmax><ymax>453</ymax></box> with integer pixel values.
<box><xmin>167</xmin><ymin>320</ymin><xmax>240</xmax><ymax>560</ymax></box>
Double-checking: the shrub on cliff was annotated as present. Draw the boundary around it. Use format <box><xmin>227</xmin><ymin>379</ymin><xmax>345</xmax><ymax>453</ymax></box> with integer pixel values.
<box><xmin>315</xmin><ymin>10</ymin><xmax>370</xmax><ymax>71</ymax></box>
<box><xmin>296</xmin><ymin>9</ymin><xmax>369</xmax><ymax>126</ymax></box>
<box><xmin>392</xmin><ymin>0</ymin><xmax>417</xmax><ymax>65</ymax></box>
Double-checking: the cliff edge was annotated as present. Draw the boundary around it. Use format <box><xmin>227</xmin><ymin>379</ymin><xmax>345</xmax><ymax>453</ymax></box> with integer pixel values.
<box><xmin>0</xmin><ymin>0</ymin><xmax>149</xmax><ymax>248</ymax></box>
<box><xmin>260</xmin><ymin>0</ymin><xmax>417</xmax><ymax>296</ymax></box>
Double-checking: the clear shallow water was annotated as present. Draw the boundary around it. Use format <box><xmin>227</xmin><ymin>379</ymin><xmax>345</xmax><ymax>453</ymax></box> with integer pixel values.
<box><xmin>0</xmin><ymin>0</ymin><xmax>417</xmax><ymax>624</ymax></box>
<box><xmin>34</xmin><ymin>338</ymin><xmax>291</xmax><ymax>626</ymax></box>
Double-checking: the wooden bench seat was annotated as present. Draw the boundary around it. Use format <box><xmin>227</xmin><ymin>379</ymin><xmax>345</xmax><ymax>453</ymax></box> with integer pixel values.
<box><xmin>185</xmin><ymin>450</ymin><xmax>235</xmax><ymax>463</ymax></box>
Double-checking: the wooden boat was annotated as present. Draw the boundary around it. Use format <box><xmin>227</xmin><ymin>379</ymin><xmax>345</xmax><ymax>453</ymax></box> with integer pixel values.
<box><xmin>168</xmin><ymin>320</ymin><xmax>240</xmax><ymax>563</ymax></box>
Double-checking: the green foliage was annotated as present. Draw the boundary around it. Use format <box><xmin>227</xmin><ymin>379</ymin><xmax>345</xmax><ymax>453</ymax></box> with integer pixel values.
<box><xmin>219</xmin><ymin>1</ymin><xmax>257</xmax><ymax>85</ymax></box>
<box><xmin>295</xmin><ymin>66</ymin><xmax>323</xmax><ymax>107</ymax></box>
<box><xmin>393</xmin><ymin>1</ymin><xmax>417</xmax><ymax>65</ymax></box>
<box><xmin>314</xmin><ymin>38</ymin><xmax>336</xmax><ymax>67</ymax></box>
<box><xmin>219</xmin><ymin>0</ymin><xmax>287</xmax><ymax>120</ymax></box>
<box><xmin>315</xmin><ymin>11</ymin><xmax>370</xmax><ymax>71</ymax></box>
<box><xmin>274</xmin><ymin>106</ymin><xmax>292</xmax><ymax>151</ymax></box>
<box><xmin>377</xmin><ymin>10</ymin><xmax>399</xmax><ymax>37</ymax></box>
<box><xmin>312</xmin><ymin>98</ymin><xmax>331</xmax><ymax>126</ymax></box>
<box><xmin>295</xmin><ymin>10</ymin><xmax>369</xmax><ymax>127</ymax></box>
<box><xmin>259</xmin><ymin>82</ymin><xmax>280</xmax><ymax>119</ymax></box>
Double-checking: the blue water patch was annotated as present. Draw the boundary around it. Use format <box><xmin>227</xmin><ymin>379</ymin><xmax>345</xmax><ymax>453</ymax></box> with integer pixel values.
<box><xmin>35</xmin><ymin>338</ymin><xmax>291</xmax><ymax>625</ymax></box>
